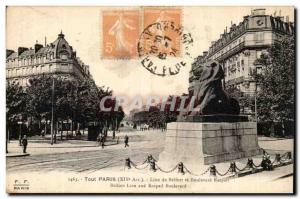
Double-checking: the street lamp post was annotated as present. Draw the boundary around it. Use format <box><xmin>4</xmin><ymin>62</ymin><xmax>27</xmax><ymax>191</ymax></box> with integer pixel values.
<box><xmin>50</xmin><ymin>78</ymin><xmax>55</xmax><ymax>145</ymax></box>
<box><xmin>6</xmin><ymin>129</ymin><xmax>9</xmax><ymax>153</ymax></box>
<box><xmin>18</xmin><ymin>121</ymin><xmax>23</xmax><ymax>146</ymax></box>
<box><xmin>254</xmin><ymin>92</ymin><xmax>257</xmax><ymax>122</ymax></box>
<box><xmin>6</xmin><ymin>108</ymin><xmax>9</xmax><ymax>153</ymax></box>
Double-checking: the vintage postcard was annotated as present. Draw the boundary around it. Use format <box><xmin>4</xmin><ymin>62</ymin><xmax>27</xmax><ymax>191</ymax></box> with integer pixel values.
<box><xmin>5</xmin><ymin>6</ymin><xmax>295</xmax><ymax>194</ymax></box>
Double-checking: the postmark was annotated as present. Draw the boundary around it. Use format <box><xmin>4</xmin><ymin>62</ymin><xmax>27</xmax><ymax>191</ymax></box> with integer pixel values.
<box><xmin>102</xmin><ymin>10</ymin><xmax>140</xmax><ymax>59</ymax></box>
<box><xmin>137</xmin><ymin>19</ymin><xmax>193</xmax><ymax>76</ymax></box>
<box><xmin>143</xmin><ymin>8</ymin><xmax>182</xmax><ymax>57</ymax></box>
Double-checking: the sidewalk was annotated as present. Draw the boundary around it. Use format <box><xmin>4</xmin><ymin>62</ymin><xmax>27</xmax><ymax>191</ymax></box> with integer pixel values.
<box><xmin>6</xmin><ymin>152</ymin><xmax>30</xmax><ymax>157</ymax></box>
<box><xmin>6</xmin><ymin>132</ymin><xmax>294</xmax><ymax>158</ymax></box>
<box><xmin>258</xmin><ymin>137</ymin><xmax>294</xmax><ymax>153</ymax></box>
<box><xmin>6</xmin><ymin>138</ymin><xmax>118</xmax><ymax>156</ymax></box>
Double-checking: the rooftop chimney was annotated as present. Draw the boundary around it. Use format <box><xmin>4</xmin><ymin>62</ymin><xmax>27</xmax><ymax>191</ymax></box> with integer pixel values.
<box><xmin>251</xmin><ymin>8</ymin><xmax>266</xmax><ymax>16</ymax></box>
<box><xmin>18</xmin><ymin>47</ymin><xmax>29</xmax><ymax>56</ymax></box>
<box><xmin>203</xmin><ymin>51</ymin><xmax>208</xmax><ymax>57</ymax></box>
<box><xmin>34</xmin><ymin>43</ymin><xmax>43</xmax><ymax>53</ymax></box>
<box><xmin>6</xmin><ymin>49</ymin><xmax>15</xmax><ymax>58</ymax></box>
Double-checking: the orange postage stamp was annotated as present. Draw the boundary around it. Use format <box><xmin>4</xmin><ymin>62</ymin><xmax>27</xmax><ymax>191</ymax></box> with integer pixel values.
<box><xmin>142</xmin><ymin>7</ymin><xmax>182</xmax><ymax>58</ymax></box>
<box><xmin>102</xmin><ymin>10</ymin><xmax>140</xmax><ymax>59</ymax></box>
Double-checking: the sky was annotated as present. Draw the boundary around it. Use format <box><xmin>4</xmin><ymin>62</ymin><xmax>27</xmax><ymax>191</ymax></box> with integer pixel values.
<box><xmin>6</xmin><ymin>6</ymin><xmax>294</xmax><ymax>113</ymax></box>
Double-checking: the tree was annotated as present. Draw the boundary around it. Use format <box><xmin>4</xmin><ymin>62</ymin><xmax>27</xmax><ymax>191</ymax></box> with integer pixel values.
<box><xmin>6</xmin><ymin>82</ymin><xmax>29</xmax><ymax>138</ymax></box>
<box><xmin>7</xmin><ymin>75</ymin><xmax>124</xmax><ymax>141</ymax></box>
<box><xmin>256</xmin><ymin>36</ymin><xmax>295</xmax><ymax>136</ymax></box>
<box><xmin>225</xmin><ymin>85</ymin><xmax>254</xmax><ymax>116</ymax></box>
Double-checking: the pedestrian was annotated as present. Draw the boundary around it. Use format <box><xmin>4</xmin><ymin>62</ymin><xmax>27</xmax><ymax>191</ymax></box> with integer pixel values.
<box><xmin>21</xmin><ymin>135</ymin><xmax>28</xmax><ymax>153</ymax></box>
<box><xmin>103</xmin><ymin>126</ymin><xmax>108</xmax><ymax>137</ymax></box>
<box><xmin>100</xmin><ymin>134</ymin><xmax>105</xmax><ymax>149</ymax></box>
<box><xmin>96</xmin><ymin>136</ymin><xmax>101</xmax><ymax>147</ymax></box>
<box><xmin>124</xmin><ymin>135</ymin><xmax>129</xmax><ymax>148</ymax></box>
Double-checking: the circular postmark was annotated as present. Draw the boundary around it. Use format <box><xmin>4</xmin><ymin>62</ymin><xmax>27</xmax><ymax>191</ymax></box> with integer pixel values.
<box><xmin>137</xmin><ymin>21</ymin><xmax>193</xmax><ymax>76</ymax></box>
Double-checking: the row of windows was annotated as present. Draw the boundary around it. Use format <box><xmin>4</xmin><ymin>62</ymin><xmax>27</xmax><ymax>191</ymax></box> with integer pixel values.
<box><xmin>224</xmin><ymin>52</ymin><xmax>264</xmax><ymax>80</ymax></box>
<box><xmin>224</xmin><ymin>52</ymin><xmax>247</xmax><ymax>79</ymax></box>
<box><xmin>211</xmin><ymin>36</ymin><xmax>246</xmax><ymax>60</ymax></box>
<box><xmin>210</xmin><ymin>32</ymin><xmax>266</xmax><ymax>60</ymax></box>
<box><xmin>7</xmin><ymin>65</ymin><xmax>53</xmax><ymax>77</ymax></box>
<box><xmin>10</xmin><ymin>76</ymin><xmax>72</xmax><ymax>86</ymax></box>
<box><xmin>7</xmin><ymin>54</ymin><xmax>55</xmax><ymax>67</ymax></box>
<box><xmin>10</xmin><ymin>78</ymin><xmax>28</xmax><ymax>86</ymax></box>
<box><xmin>6</xmin><ymin>52</ymin><xmax>71</xmax><ymax>68</ymax></box>
<box><xmin>224</xmin><ymin>63</ymin><xmax>245</xmax><ymax>77</ymax></box>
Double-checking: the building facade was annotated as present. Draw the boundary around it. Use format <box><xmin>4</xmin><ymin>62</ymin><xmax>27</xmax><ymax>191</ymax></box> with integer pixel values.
<box><xmin>189</xmin><ymin>9</ymin><xmax>294</xmax><ymax>115</ymax></box>
<box><xmin>6</xmin><ymin>32</ymin><xmax>93</xmax><ymax>86</ymax></box>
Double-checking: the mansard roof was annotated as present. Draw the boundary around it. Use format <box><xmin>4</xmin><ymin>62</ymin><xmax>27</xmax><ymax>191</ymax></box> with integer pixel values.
<box><xmin>7</xmin><ymin>52</ymin><xmax>18</xmax><ymax>59</ymax></box>
<box><xmin>20</xmin><ymin>49</ymin><xmax>35</xmax><ymax>57</ymax></box>
<box><xmin>36</xmin><ymin>46</ymin><xmax>53</xmax><ymax>55</ymax></box>
<box><xmin>7</xmin><ymin>31</ymin><xmax>74</xmax><ymax>60</ymax></box>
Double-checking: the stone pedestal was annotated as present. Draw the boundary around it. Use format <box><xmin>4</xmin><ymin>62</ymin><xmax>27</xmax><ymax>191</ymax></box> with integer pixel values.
<box><xmin>158</xmin><ymin>121</ymin><xmax>263</xmax><ymax>169</ymax></box>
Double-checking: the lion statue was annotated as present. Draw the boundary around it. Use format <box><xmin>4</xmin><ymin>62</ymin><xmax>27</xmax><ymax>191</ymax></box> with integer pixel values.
<box><xmin>189</xmin><ymin>61</ymin><xmax>240</xmax><ymax>116</ymax></box>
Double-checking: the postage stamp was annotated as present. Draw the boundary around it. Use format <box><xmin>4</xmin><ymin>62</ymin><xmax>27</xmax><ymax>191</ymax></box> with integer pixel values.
<box><xmin>102</xmin><ymin>10</ymin><xmax>140</xmax><ymax>59</ymax></box>
<box><xmin>137</xmin><ymin>9</ymin><xmax>193</xmax><ymax>76</ymax></box>
<box><xmin>137</xmin><ymin>7</ymin><xmax>194</xmax><ymax>77</ymax></box>
<box><xmin>143</xmin><ymin>7</ymin><xmax>182</xmax><ymax>58</ymax></box>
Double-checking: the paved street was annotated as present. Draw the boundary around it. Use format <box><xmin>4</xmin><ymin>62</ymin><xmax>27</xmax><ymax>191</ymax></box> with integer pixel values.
<box><xmin>7</xmin><ymin>129</ymin><xmax>165</xmax><ymax>174</ymax></box>
<box><xmin>7</xmin><ymin>128</ymin><xmax>294</xmax><ymax>178</ymax></box>
<box><xmin>6</xmin><ymin>128</ymin><xmax>294</xmax><ymax>193</ymax></box>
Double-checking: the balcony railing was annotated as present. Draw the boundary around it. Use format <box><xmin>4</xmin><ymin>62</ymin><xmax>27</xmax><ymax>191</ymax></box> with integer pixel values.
<box><xmin>217</xmin><ymin>41</ymin><xmax>245</xmax><ymax>61</ymax></box>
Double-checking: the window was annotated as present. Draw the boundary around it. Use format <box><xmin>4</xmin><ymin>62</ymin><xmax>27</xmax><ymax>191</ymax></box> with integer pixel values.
<box><xmin>256</xmin><ymin>67</ymin><xmax>262</xmax><ymax>74</ymax></box>
<box><xmin>256</xmin><ymin>50</ymin><xmax>262</xmax><ymax>59</ymax></box>
<box><xmin>60</xmin><ymin>54</ymin><xmax>68</xmax><ymax>60</ymax></box>
<box><xmin>22</xmin><ymin>79</ymin><xmax>26</xmax><ymax>86</ymax></box>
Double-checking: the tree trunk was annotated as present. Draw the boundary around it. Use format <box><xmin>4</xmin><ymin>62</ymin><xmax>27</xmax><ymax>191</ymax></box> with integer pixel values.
<box><xmin>60</xmin><ymin>120</ymin><xmax>63</xmax><ymax>141</ymax></box>
<box><xmin>54</xmin><ymin>121</ymin><xmax>58</xmax><ymax>143</ymax></box>
<box><xmin>71</xmin><ymin>120</ymin><xmax>74</xmax><ymax>137</ymax></box>
<box><xmin>82</xmin><ymin>121</ymin><xmax>85</xmax><ymax>135</ymax></box>
<box><xmin>270</xmin><ymin>122</ymin><xmax>275</xmax><ymax>137</ymax></box>
<box><xmin>66</xmin><ymin>120</ymin><xmax>69</xmax><ymax>140</ymax></box>
<box><xmin>281</xmin><ymin>121</ymin><xmax>285</xmax><ymax>137</ymax></box>
<box><xmin>44</xmin><ymin>122</ymin><xmax>47</xmax><ymax>137</ymax></box>
<box><xmin>112</xmin><ymin>118</ymin><xmax>116</xmax><ymax>139</ymax></box>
